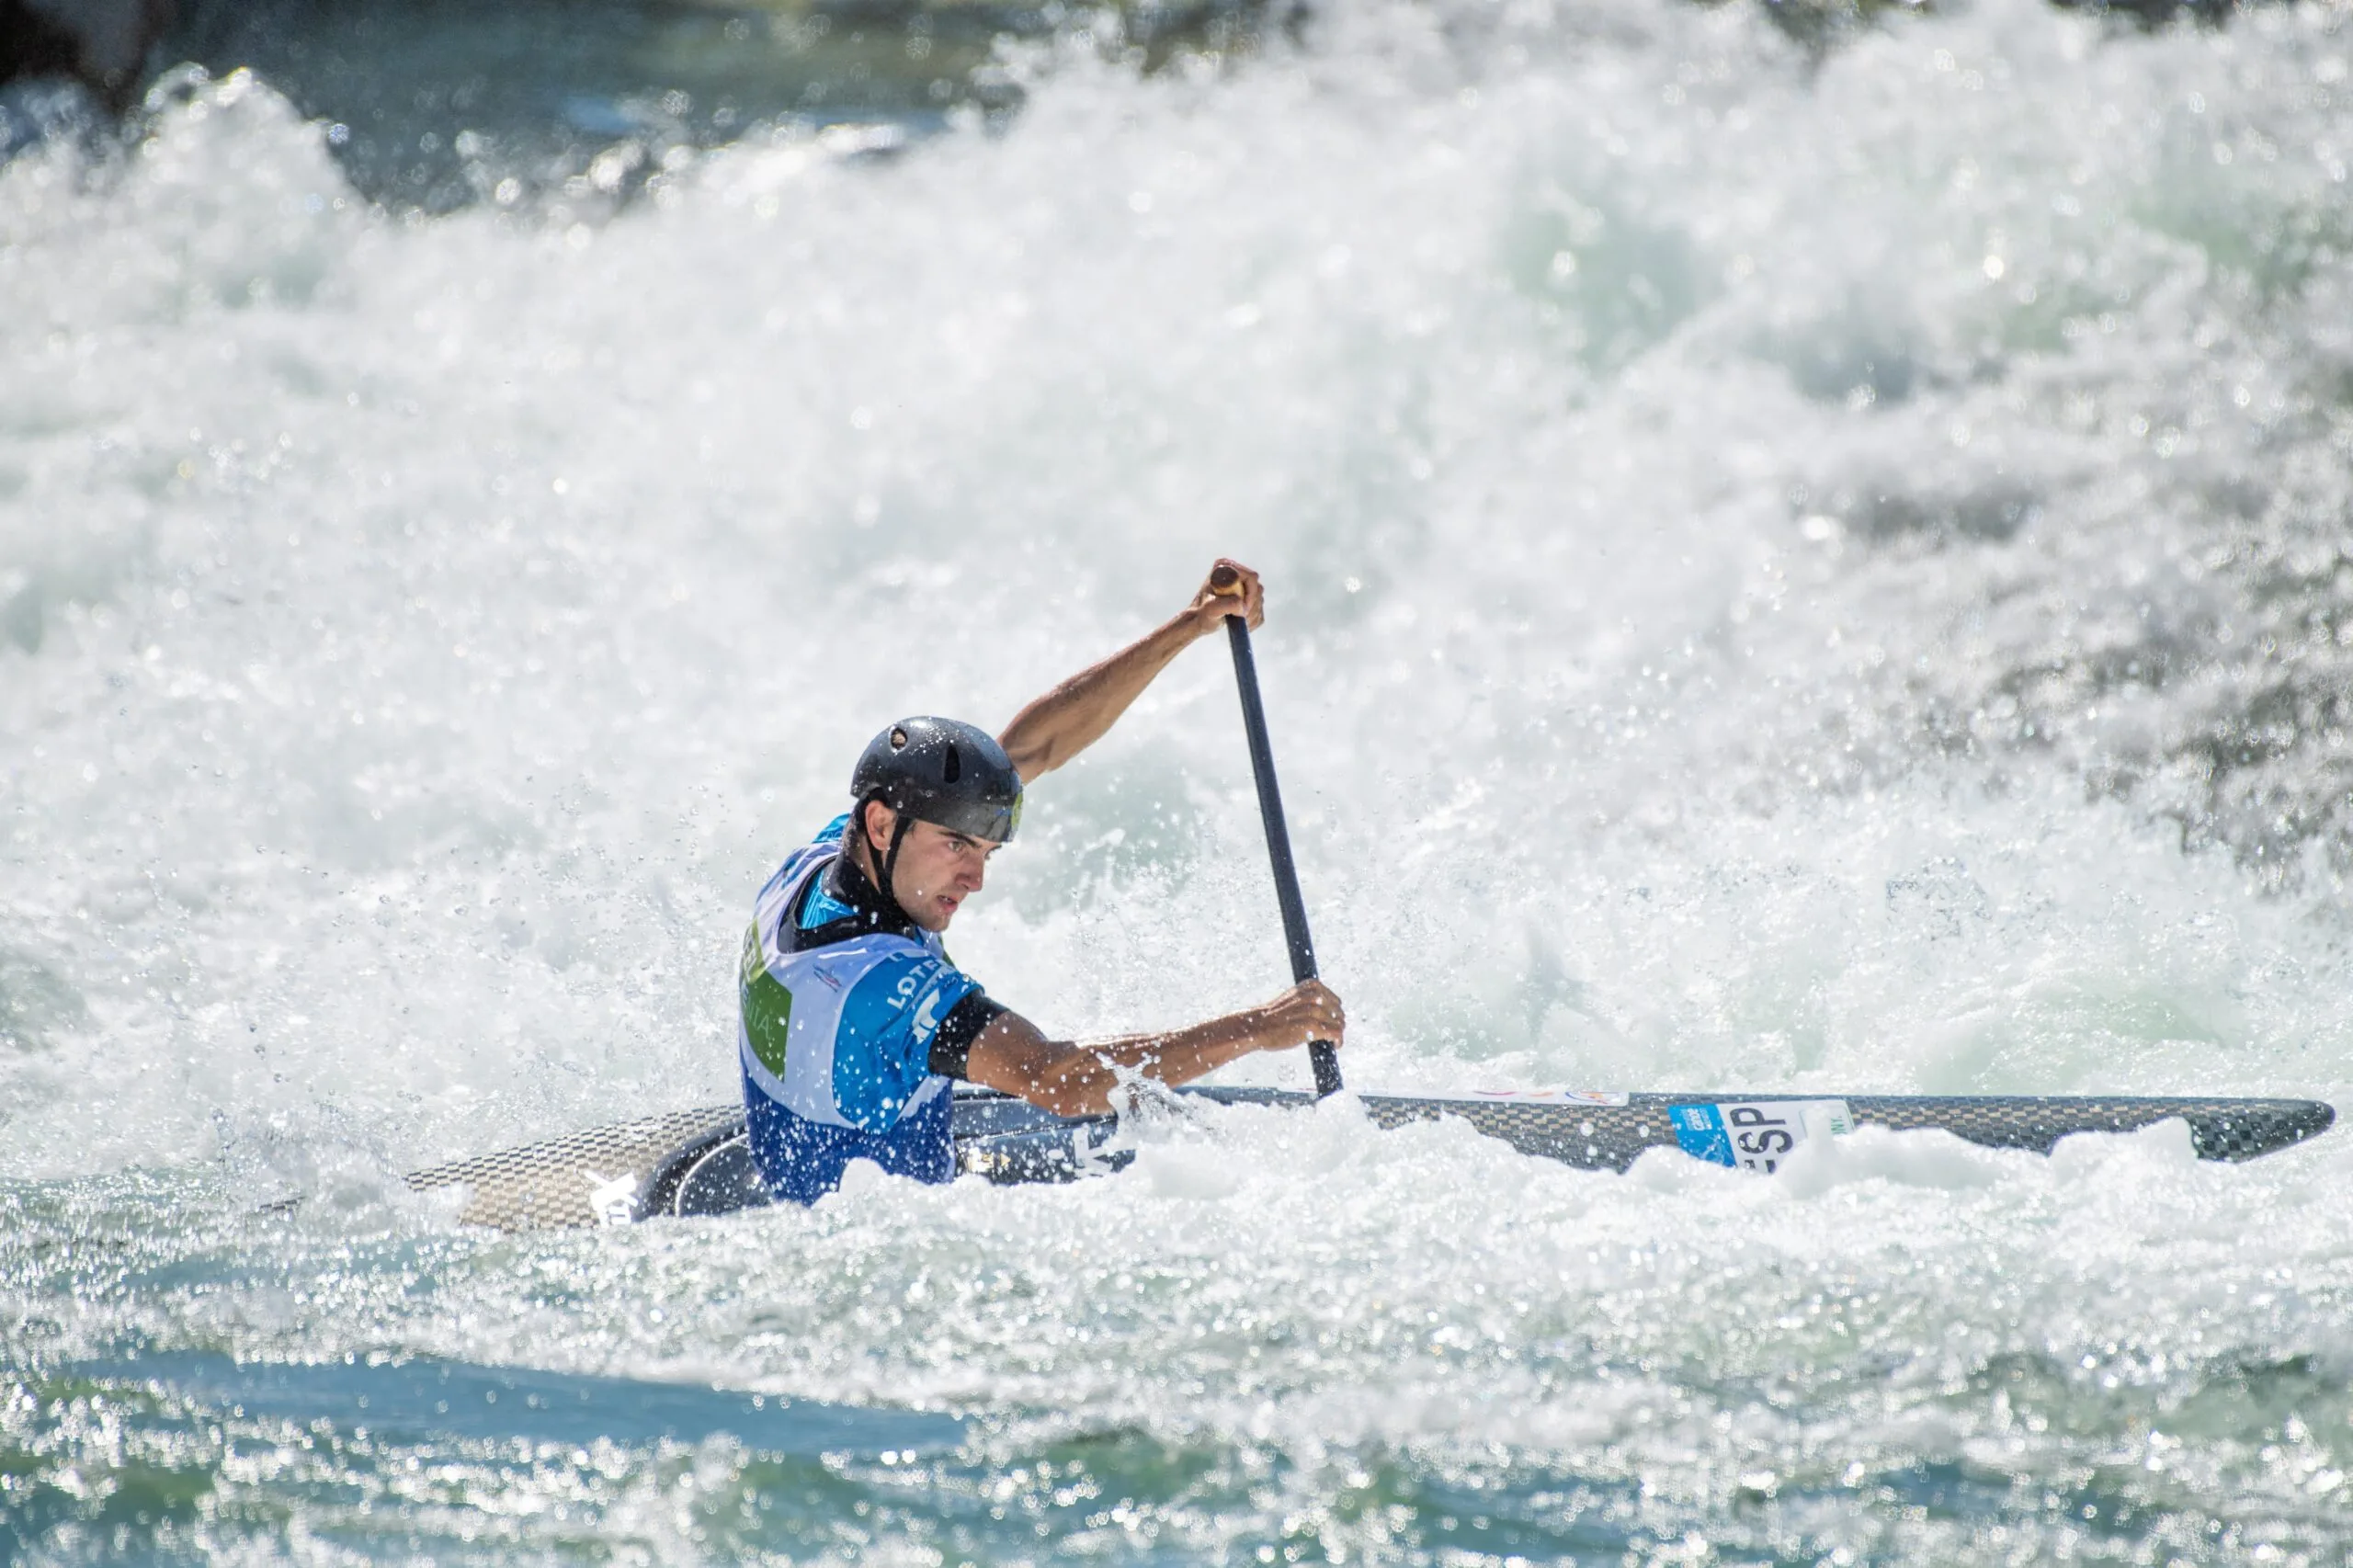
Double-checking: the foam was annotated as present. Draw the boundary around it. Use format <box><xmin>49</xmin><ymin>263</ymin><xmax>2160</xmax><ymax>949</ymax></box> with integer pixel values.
<box><xmin>4</xmin><ymin>2</ymin><xmax>2353</xmax><ymax>1540</ymax></box>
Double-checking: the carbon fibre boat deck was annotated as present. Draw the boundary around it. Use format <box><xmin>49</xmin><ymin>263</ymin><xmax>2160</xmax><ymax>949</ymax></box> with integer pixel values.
<box><xmin>401</xmin><ymin>1087</ymin><xmax>2336</xmax><ymax>1232</ymax></box>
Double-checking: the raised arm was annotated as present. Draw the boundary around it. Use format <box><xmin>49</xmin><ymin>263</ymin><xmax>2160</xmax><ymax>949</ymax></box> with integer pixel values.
<box><xmin>996</xmin><ymin>559</ymin><xmax>1267</xmax><ymax>783</ymax></box>
<box><xmin>960</xmin><ymin>980</ymin><xmax>1346</xmax><ymax>1119</ymax></box>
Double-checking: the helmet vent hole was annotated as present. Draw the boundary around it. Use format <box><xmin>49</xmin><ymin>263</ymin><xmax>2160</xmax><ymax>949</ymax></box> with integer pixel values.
<box><xmin>942</xmin><ymin>744</ymin><xmax>961</xmax><ymax>783</ymax></box>
<box><xmin>890</xmin><ymin>727</ymin><xmax>908</xmax><ymax>750</ymax></box>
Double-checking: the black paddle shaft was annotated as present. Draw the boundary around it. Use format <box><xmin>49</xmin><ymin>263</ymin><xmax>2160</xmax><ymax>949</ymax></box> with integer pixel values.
<box><xmin>1221</xmin><ymin>610</ymin><xmax>1344</xmax><ymax>1097</ymax></box>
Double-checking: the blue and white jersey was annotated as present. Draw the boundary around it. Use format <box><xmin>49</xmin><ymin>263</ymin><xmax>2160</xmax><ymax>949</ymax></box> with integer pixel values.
<box><xmin>737</xmin><ymin>816</ymin><xmax>1005</xmax><ymax>1202</ymax></box>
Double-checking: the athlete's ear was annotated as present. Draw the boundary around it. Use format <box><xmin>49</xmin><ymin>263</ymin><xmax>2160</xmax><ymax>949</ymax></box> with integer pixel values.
<box><xmin>860</xmin><ymin>800</ymin><xmax>897</xmax><ymax>855</ymax></box>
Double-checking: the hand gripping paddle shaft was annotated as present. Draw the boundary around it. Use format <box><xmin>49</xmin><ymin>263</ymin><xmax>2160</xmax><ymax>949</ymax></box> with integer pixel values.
<box><xmin>1211</xmin><ymin>567</ymin><xmax>1343</xmax><ymax>1097</ymax></box>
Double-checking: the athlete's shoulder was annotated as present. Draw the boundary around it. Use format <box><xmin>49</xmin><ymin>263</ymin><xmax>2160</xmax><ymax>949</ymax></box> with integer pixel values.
<box><xmin>759</xmin><ymin>816</ymin><xmax>851</xmax><ymax>905</ymax></box>
<box><xmin>781</xmin><ymin>815</ymin><xmax>851</xmax><ymax>878</ymax></box>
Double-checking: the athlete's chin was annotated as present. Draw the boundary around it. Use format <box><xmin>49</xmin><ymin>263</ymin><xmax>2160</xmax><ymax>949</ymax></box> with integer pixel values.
<box><xmin>926</xmin><ymin>899</ymin><xmax>961</xmax><ymax>930</ymax></box>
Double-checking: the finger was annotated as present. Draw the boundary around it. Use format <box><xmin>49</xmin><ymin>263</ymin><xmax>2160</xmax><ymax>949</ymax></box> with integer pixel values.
<box><xmin>1206</xmin><ymin>562</ymin><xmax>1253</xmax><ymax>622</ymax></box>
<box><xmin>1208</xmin><ymin>561</ymin><xmax>1266</xmax><ymax>628</ymax></box>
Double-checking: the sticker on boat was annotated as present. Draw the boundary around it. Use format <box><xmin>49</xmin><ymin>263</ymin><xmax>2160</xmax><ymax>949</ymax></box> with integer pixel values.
<box><xmin>1668</xmin><ymin>1100</ymin><xmax>1853</xmax><ymax>1174</ymax></box>
<box><xmin>585</xmin><ymin>1170</ymin><xmax>640</xmax><ymax>1225</ymax></box>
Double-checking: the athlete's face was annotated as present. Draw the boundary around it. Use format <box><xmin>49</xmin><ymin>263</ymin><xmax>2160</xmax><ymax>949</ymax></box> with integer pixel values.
<box><xmin>865</xmin><ymin>807</ymin><xmax>1000</xmax><ymax>932</ymax></box>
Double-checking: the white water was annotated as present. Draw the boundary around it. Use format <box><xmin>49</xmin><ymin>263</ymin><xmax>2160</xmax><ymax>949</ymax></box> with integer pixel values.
<box><xmin>6</xmin><ymin>0</ymin><xmax>2353</xmax><ymax>1557</ymax></box>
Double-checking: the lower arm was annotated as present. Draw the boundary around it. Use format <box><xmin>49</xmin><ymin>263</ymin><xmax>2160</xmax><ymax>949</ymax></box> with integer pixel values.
<box><xmin>1021</xmin><ymin>1010</ymin><xmax>1270</xmax><ymax>1118</ymax></box>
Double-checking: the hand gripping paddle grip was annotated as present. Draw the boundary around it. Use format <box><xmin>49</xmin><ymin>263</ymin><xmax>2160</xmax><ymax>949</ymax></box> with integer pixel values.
<box><xmin>1211</xmin><ymin>565</ymin><xmax>1343</xmax><ymax>1097</ymax></box>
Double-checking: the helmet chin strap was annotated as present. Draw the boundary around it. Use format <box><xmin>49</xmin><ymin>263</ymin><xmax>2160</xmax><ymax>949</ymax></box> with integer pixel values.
<box><xmin>865</xmin><ymin>797</ymin><xmax>917</xmax><ymax>921</ymax></box>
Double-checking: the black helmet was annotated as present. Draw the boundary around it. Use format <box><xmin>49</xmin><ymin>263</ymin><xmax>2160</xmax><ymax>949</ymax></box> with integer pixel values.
<box><xmin>851</xmin><ymin>717</ymin><xmax>1023</xmax><ymax>845</ymax></box>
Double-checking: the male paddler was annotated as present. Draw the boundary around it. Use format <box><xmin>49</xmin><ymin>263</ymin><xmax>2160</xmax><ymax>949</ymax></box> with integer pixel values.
<box><xmin>737</xmin><ymin>560</ymin><xmax>1348</xmax><ymax>1203</ymax></box>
